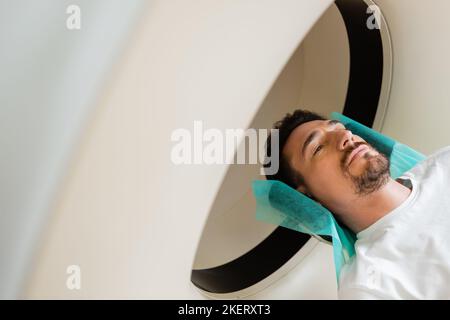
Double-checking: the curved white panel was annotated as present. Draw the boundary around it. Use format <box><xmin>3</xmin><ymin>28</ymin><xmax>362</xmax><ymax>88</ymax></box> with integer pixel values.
<box><xmin>0</xmin><ymin>0</ymin><xmax>145</xmax><ymax>298</ymax></box>
<box><xmin>375</xmin><ymin>0</ymin><xmax>450</xmax><ymax>154</ymax></box>
<box><xmin>24</xmin><ymin>0</ymin><xmax>335</xmax><ymax>298</ymax></box>
<box><xmin>193</xmin><ymin>3</ymin><xmax>350</xmax><ymax>299</ymax></box>
<box><xmin>17</xmin><ymin>0</ymin><xmax>450</xmax><ymax>300</ymax></box>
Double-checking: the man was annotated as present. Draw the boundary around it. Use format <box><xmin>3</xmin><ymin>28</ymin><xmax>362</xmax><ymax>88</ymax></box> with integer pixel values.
<box><xmin>265</xmin><ymin>109</ymin><xmax>450</xmax><ymax>299</ymax></box>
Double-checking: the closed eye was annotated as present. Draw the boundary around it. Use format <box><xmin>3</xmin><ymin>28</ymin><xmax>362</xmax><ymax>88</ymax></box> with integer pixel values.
<box><xmin>313</xmin><ymin>145</ymin><xmax>323</xmax><ymax>156</ymax></box>
<box><xmin>303</xmin><ymin>120</ymin><xmax>345</xmax><ymax>160</ymax></box>
<box><xmin>312</xmin><ymin>121</ymin><xmax>344</xmax><ymax>156</ymax></box>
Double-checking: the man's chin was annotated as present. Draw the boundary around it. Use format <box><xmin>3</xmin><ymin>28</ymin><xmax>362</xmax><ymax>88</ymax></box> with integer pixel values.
<box><xmin>351</xmin><ymin>153</ymin><xmax>390</xmax><ymax>195</ymax></box>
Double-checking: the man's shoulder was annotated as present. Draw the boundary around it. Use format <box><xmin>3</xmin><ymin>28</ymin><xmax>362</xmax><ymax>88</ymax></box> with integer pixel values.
<box><xmin>338</xmin><ymin>256</ymin><xmax>393</xmax><ymax>300</ymax></box>
<box><xmin>403</xmin><ymin>145</ymin><xmax>450</xmax><ymax>179</ymax></box>
<box><xmin>338</xmin><ymin>285</ymin><xmax>391</xmax><ymax>300</ymax></box>
<box><xmin>428</xmin><ymin>145</ymin><xmax>450</xmax><ymax>159</ymax></box>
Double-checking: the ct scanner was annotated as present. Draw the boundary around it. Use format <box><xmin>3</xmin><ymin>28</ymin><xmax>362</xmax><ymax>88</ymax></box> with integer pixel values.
<box><xmin>1</xmin><ymin>0</ymin><xmax>450</xmax><ymax>299</ymax></box>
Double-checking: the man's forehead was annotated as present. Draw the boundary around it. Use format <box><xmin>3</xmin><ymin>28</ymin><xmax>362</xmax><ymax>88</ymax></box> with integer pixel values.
<box><xmin>287</xmin><ymin>120</ymin><xmax>327</xmax><ymax>146</ymax></box>
<box><xmin>283</xmin><ymin>119</ymin><xmax>327</xmax><ymax>157</ymax></box>
<box><xmin>292</xmin><ymin>120</ymin><xmax>326</xmax><ymax>140</ymax></box>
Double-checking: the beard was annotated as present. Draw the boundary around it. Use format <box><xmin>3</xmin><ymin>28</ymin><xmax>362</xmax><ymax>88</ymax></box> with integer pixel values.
<box><xmin>341</xmin><ymin>143</ymin><xmax>390</xmax><ymax>196</ymax></box>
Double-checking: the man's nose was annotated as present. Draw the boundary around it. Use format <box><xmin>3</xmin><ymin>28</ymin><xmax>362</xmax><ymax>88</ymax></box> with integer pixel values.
<box><xmin>337</xmin><ymin>129</ymin><xmax>355</xmax><ymax>151</ymax></box>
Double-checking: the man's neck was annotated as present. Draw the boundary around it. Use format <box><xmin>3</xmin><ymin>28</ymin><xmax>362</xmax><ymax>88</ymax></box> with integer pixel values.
<box><xmin>339</xmin><ymin>178</ymin><xmax>413</xmax><ymax>234</ymax></box>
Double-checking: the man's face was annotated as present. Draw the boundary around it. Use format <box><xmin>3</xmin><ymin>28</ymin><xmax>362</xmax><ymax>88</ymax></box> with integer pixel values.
<box><xmin>283</xmin><ymin>119</ymin><xmax>390</xmax><ymax>209</ymax></box>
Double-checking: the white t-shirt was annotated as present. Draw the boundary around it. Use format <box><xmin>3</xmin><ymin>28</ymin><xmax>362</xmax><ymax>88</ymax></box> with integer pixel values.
<box><xmin>338</xmin><ymin>145</ymin><xmax>450</xmax><ymax>300</ymax></box>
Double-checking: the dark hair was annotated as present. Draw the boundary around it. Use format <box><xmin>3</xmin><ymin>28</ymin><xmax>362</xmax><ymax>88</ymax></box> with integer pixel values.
<box><xmin>264</xmin><ymin>109</ymin><xmax>326</xmax><ymax>189</ymax></box>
